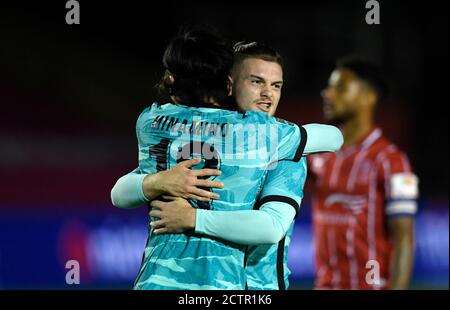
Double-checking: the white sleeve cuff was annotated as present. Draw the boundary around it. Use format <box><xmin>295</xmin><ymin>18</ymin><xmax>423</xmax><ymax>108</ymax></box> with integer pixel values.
<box><xmin>137</xmin><ymin>174</ymin><xmax>149</xmax><ymax>202</ymax></box>
<box><xmin>385</xmin><ymin>200</ymin><xmax>417</xmax><ymax>216</ymax></box>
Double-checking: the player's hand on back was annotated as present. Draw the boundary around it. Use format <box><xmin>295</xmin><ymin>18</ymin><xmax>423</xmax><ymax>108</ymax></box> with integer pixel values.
<box><xmin>143</xmin><ymin>158</ymin><xmax>224</xmax><ymax>202</ymax></box>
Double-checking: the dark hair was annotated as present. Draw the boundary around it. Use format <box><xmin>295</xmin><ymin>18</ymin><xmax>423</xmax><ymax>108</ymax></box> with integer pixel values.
<box><xmin>336</xmin><ymin>55</ymin><xmax>389</xmax><ymax>101</ymax></box>
<box><xmin>232</xmin><ymin>41</ymin><xmax>283</xmax><ymax>71</ymax></box>
<box><xmin>157</xmin><ymin>25</ymin><xmax>234</xmax><ymax>108</ymax></box>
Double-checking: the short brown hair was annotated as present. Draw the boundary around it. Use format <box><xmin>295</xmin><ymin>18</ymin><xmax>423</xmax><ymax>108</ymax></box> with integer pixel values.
<box><xmin>232</xmin><ymin>41</ymin><xmax>283</xmax><ymax>73</ymax></box>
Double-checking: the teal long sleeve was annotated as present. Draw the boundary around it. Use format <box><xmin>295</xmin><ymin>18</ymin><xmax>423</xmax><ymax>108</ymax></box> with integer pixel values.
<box><xmin>303</xmin><ymin>123</ymin><xmax>343</xmax><ymax>154</ymax></box>
<box><xmin>111</xmin><ymin>169</ymin><xmax>149</xmax><ymax>209</ymax></box>
<box><xmin>195</xmin><ymin>201</ymin><xmax>296</xmax><ymax>245</ymax></box>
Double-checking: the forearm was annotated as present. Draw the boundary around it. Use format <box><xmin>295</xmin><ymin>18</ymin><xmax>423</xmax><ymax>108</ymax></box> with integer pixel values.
<box><xmin>111</xmin><ymin>170</ymin><xmax>150</xmax><ymax>209</ymax></box>
<box><xmin>303</xmin><ymin>123</ymin><xmax>343</xmax><ymax>154</ymax></box>
<box><xmin>390</xmin><ymin>237</ymin><xmax>414</xmax><ymax>289</ymax></box>
<box><xmin>195</xmin><ymin>202</ymin><xmax>295</xmax><ymax>245</ymax></box>
<box><xmin>141</xmin><ymin>173</ymin><xmax>167</xmax><ymax>201</ymax></box>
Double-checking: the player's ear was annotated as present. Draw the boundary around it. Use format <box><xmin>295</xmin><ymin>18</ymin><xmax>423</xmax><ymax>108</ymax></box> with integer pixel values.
<box><xmin>227</xmin><ymin>75</ymin><xmax>233</xmax><ymax>96</ymax></box>
<box><xmin>163</xmin><ymin>70</ymin><xmax>175</xmax><ymax>87</ymax></box>
<box><xmin>361</xmin><ymin>86</ymin><xmax>377</xmax><ymax>108</ymax></box>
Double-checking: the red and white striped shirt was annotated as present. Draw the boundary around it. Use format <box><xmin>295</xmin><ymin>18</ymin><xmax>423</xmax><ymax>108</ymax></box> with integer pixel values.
<box><xmin>309</xmin><ymin>127</ymin><xmax>418</xmax><ymax>290</ymax></box>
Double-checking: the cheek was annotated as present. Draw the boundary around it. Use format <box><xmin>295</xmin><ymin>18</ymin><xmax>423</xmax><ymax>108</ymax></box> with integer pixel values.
<box><xmin>272</xmin><ymin>96</ymin><xmax>281</xmax><ymax>108</ymax></box>
<box><xmin>343</xmin><ymin>93</ymin><xmax>360</xmax><ymax>110</ymax></box>
<box><xmin>242</xmin><ymin>87</ymin><xmax>258</xmax><ymax>102</ymax></box>
<box><xmin>274</xmin><ymin>91</ymin><xmax>281</xmax><ymax>101</ymax></box>
<box><xmin>343</xmin><ymin>91</ymin><xmax>358</xmax><ymax>103</ymax></box>
<box><xmin>235</xmin><ymin>87</ymin><xmax>254</xmax><ymax>109</ymax></box>
<box><xmin>334</xmin><ymin>98</ymin><xmax>357</xmax><ymax>115</ymax></box>
<box><xmin>335</xmin><ymin>100</ymin><xmax>349</xmax><ymax>112</ymax></box>
<box><xmin>273</xmin><ymin>91</ymin><xmax>281</xmax><ymax>101</ymax></box>
<box><xmin>342</xmin><ymin>85</ymin><xmax>360</xmax><ymax>104</ymax></box>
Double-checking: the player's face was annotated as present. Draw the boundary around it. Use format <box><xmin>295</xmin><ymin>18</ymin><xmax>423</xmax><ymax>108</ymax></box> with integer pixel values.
<box><xmin>321</xmin><ymin>68</ymin><xmax>364</xmax><ymax>125</ymax></box>
<box><xmin>232</xmin><ymin>58</ymin><xmax>283</xmax><ymax>116</ymax></box>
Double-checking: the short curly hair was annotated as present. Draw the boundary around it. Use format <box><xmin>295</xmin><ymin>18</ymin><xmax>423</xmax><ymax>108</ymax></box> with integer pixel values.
<box><xmin>231</xmin><ymin>41</ymin><xmax>283</xmax><ymax>73</ymax></box>
<box><xmin>336</xmin><ymin>55</ymin><xmax>390</xmax><ymax>102</ymax></box>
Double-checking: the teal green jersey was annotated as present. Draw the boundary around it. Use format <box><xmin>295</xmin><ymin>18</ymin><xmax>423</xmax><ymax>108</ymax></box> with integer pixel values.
<box><xmin>245</xmin><ymin>157</ymin><xmax>308</xmax><ymax>290</ymax></box>
<box><xmin>133</xmin><ymin>102</ymin><xmax>307</xmax><ymax>290</ymax></box>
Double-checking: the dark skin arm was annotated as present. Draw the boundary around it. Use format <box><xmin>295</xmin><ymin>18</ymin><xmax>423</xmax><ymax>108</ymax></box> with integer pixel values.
<box><xmin>387</xmin><ymin>216</ymin><xmax>415</xmax><ymax>290</ymax></box>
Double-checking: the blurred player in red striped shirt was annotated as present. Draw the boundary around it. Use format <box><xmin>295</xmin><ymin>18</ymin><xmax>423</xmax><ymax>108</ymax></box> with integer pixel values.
<box><xmin>309</xmin><ymin>56</ymin><xmax>418</xmax><ymax>290</ymax></box>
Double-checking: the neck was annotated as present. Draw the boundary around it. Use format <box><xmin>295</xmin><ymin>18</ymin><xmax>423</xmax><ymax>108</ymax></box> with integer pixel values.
<box><xmin>339</xmin><ymin>112</ymin><xmax>374</xmax><ymax>147</ymax></box>
<box><xmin>171</xmin><ymin>96</ymin><xmax>222</xmax><ymax>108</ymax></box>
<box><xmin>208</xmin><ymin>100</ymin><xmax>221</xmax><ymax>107</ymax></box>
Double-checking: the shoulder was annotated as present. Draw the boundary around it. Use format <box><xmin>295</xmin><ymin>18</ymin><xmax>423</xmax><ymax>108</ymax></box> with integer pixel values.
<box><xmin>272</xmin><ymin>117</ymin><xmax>301</xmax><ymax>133</ymax></box>
<box><xmin>136</xmin><ymin>104</ymin><xmax>153</xmax><ymax>123</ymax></box>
<box><xmin>273</xmin><ymin>117</ymin><xmax>297</xmax><ymax>126</ymax></box>
<box><xmin>243</xmin><ymin>112</ymin><xmax>298</xmax><ymax>127</ymax></box>
<box><xmin>136</xmin><ymin>102</ymin><xmax>162</xmax><ymax>130</ymax></box>
<box><xmin>372</xmin><ymin>136</ymin><xmax>412</xmax><ymax>173</ymax></box>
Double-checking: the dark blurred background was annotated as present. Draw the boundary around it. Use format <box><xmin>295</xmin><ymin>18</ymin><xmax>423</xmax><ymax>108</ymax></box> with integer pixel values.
<box><xmin>0</xmin><ymin>0</ymin><xmax>448</xmax><ymax>289</ymax></box>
